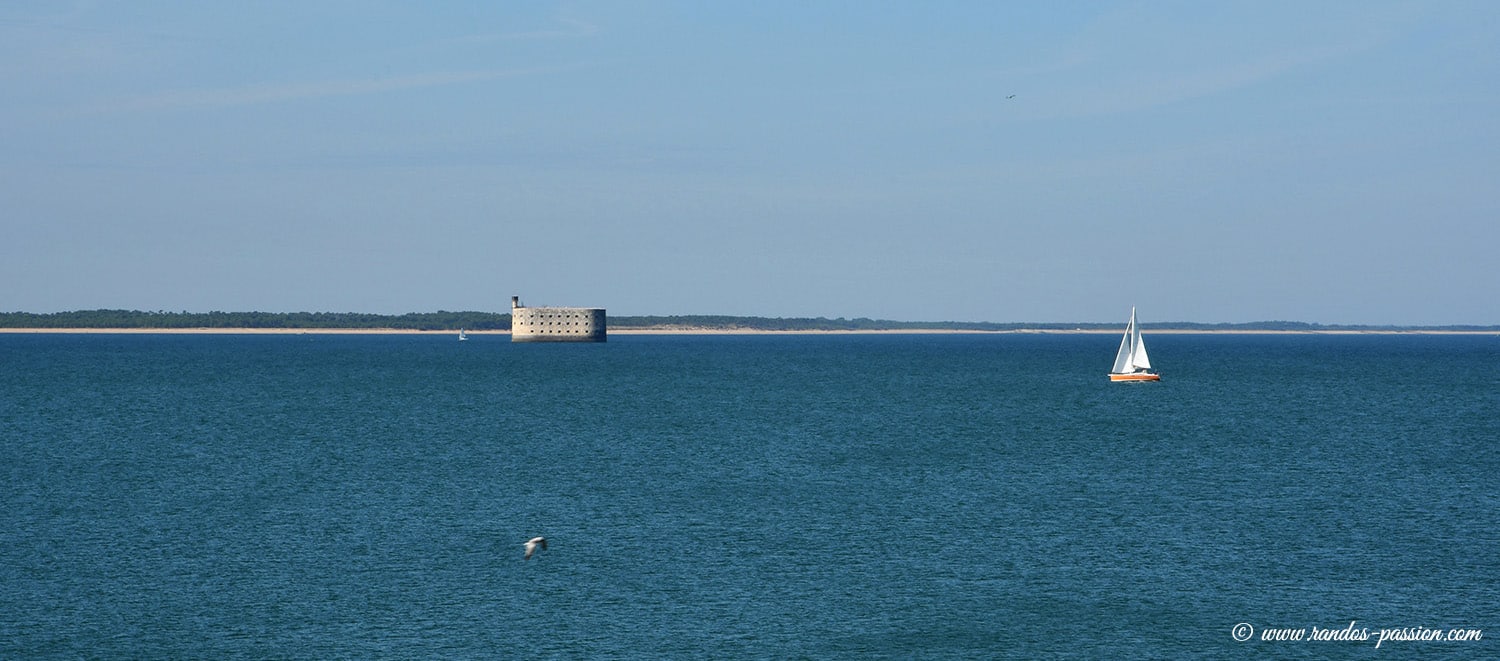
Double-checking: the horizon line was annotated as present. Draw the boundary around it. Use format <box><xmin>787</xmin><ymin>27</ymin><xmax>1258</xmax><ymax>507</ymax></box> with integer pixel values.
<box><xmin>1</xmin><ymin>310</ymin><xmax>1497</xmax><ymax>330</ymax></box>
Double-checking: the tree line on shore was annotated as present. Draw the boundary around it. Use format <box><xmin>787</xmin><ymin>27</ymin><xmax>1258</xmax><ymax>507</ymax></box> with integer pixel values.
<box><xmin>0</xmin><ymin>310</ymin><xmax>510</xmax><ymax>331</ymax></box>
<box><xmin>1</xmin><ymin>310</ymin><xmax>1493</xmax><ymax>332</ymax></box>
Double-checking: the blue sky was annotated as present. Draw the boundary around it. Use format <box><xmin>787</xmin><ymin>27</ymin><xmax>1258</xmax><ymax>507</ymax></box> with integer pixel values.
<box><xmin>4</xmin><ymin>1</ymin><xmax>1497</xmax><ymax>324</ymax></box>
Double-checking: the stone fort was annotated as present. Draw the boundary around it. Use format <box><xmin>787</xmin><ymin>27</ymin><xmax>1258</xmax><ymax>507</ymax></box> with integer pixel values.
<box><xmin>509</xmin><ymin>296</ymin><xmax>606</xmax><ymax>342</ymax></box>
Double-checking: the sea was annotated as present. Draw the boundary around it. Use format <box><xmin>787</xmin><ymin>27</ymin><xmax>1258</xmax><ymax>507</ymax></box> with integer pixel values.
<box><xmin>2</xmin><ymin>332</ymin><xmax>1496</xmax><ymax>659</ymax></box>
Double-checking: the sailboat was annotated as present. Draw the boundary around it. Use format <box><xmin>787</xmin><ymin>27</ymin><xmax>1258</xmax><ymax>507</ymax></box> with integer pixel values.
<box><xmin>1109</xmin><ymin>307</ymin><xmax>1160</xmax><ymax>382</ymax></box>
<box><xmin>459</xmin><ymin>328</ymin><xmax>469</xmax><ymax>341</ymax></box>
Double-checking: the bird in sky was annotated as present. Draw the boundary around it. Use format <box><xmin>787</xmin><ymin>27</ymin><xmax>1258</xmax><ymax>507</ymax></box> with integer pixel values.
<box><xmin>524</xmin><ymin>536</ymin><xmax>547</xmax><ymax>560</ymax></box>
<box><xmin>1007</xmin><ymin>94</ymin><xmax>1016</xmax><ymax>99</ymax></box>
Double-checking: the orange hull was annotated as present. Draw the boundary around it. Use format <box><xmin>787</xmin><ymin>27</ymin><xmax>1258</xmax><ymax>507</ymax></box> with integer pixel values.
<box><xmin>1109</xmin><ymin>372</ymin><xmax>1161</xmax><ymax>382</ymax></box>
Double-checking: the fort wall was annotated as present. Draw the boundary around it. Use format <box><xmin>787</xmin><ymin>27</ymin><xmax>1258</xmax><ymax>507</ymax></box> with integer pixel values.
<box><xmin>510</xmin><ymin>296</ymin><xmax>606</xmax><ymax>342</ymax></box>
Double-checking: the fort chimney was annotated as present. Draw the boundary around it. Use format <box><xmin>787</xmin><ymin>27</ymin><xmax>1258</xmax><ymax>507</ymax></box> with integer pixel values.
<box><xmin>511</xmin><ymin>296</ymin><xmax>520</xmax><ymax>309</ymax></box>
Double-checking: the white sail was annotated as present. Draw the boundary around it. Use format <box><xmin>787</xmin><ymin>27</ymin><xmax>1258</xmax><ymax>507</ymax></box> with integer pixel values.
<box><xmin>1128</xmin><ymin>317</ymin><xmax>1151</xmax><ymax>370</ymax></box>
<box><xmin>1111</xmin><ymin>312</ymin><xmax>1135</xmax><ymax>373</ymax></box>
<box><xmin>1111</xmin><ymin>307</ymin><xmax>1152</xmax><ymax>374</ymax></box>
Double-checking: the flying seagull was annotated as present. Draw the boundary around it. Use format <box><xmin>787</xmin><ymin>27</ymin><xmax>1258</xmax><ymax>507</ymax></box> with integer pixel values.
<box><xmin>524</xmin><ymin>536</ymin><xmax>547</xmax><ymax>560</ymax></box>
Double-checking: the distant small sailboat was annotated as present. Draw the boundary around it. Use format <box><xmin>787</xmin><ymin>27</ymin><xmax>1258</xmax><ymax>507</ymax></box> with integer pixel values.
<box><xmin>1109</xmin><ymin>307</ymin><xmax>1160</xmax><ymax>382</ymax></box>
<box><xmin>459</xmin><ymin>329</ymin><xmax>468</xmax><ymax>341</ymax></box>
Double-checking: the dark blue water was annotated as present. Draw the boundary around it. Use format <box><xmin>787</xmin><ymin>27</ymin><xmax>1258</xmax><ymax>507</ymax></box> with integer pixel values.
<box><xmin>2</xmin><ymin>333</ymin><xmax>1497</xmax><ymax>658</ymax></box>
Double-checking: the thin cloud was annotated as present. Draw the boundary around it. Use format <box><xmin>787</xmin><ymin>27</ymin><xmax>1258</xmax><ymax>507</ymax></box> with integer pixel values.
<box><xmin>486</xmin><ymin>17</ymin><xmax>600</xmax><ymax>42</ymax></box>
<box><xmin>0</xmin><ymin>0</ymin><xmax>90</xmax><ymax>28</ymax></box>
<box><xmin>1085</xmin><ymin>43</ymin><xmax>1371</xmax><ymax>116</ymax></box>
<box><xmin>102</xmin><ymin>64</ymin><xmax>583</xmax><ymax>113</ymax></box>
<box><xmin>431</xmin><ymin>16</ymin><xmax>599</xmax><ymax>50</ymax></box>
<box><xmin>1001</xmin><ymin>2</ymin><xmax>1414</xmax><ymax>120</ymax></box>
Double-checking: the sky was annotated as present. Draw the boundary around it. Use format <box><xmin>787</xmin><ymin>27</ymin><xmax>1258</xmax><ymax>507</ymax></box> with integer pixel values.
<box><xmin>4</xmin><ymin>1</ymin><xmax>1498</xmax><ymax>325</ymax></box>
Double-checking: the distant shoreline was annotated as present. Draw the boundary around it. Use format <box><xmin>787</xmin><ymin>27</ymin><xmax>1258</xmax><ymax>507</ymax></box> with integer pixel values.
<box><xmin>7</xmin><ymin>311</ymin><xmax>1496</xmax><ymax>334</ymax></box>
<box><xmin>0</xmin><ymin>328</ymin><xmax>1493</xmax><ymax>336</ymax></box>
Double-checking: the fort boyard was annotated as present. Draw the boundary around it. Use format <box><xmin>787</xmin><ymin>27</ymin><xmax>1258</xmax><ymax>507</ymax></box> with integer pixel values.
<box><xmin>509</xmin><ymin>296</ymin><xmax>606</xmax><ymax>343</ymax></box>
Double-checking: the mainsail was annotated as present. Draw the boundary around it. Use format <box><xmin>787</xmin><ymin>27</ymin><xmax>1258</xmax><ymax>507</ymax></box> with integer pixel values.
<box><xmin>1111</xmin><ymin>307</ymin><xmax>1152</xmax><ymax>373</ymax></box>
